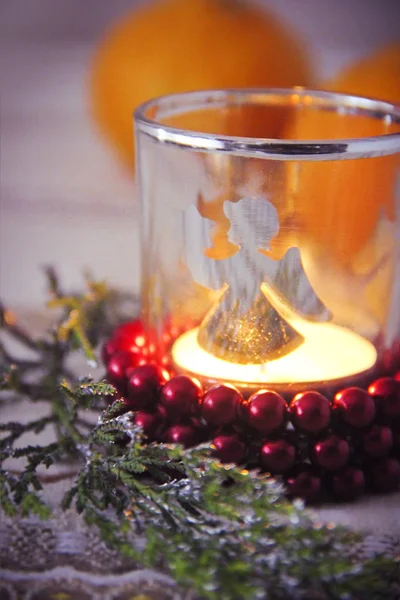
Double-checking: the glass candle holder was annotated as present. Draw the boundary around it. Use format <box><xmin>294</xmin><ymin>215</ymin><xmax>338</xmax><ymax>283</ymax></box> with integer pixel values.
<box><xmin>134</xmin><ymin>89</ymin><xmax>400</xmax><ymax>395</ymax></box>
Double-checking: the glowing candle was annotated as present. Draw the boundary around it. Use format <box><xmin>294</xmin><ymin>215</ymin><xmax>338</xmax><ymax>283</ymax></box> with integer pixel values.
<box><xmin>135</xmin><ymin>90</ymin><xmax>400</xmax><ymax>393</ymax></box>
<box><xmin>172</xmin><ymin>319</ymin><xmax>377</xmax><ymax>390</ymax></box>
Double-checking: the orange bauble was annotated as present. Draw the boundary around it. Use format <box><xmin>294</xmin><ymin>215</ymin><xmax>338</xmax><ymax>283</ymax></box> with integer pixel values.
<box><xmin>89</xmin><ymin>0</ymin><xmax>313</xmax><ymax>169</ymax></box>
<box><xmin>277</xmin><ymin>44</ymin><xmax>400</xmax><ymax>266</ymax></box>
<box><xmin>280</xmin><ymin>110</ymin><xmax>399</xmax><ymax>266</ymax></box>
<box><xmin>322</xmin><ymin>42</ymin><xmax>400</xmax><ymax>104</ymax></box>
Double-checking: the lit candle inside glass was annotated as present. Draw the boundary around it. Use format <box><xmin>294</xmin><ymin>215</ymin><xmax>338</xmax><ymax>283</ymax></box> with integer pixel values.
<box><xmin>172</xmin><ymin>319</ymin><xmax>377</xmax><ymax>388</ymax></box>
<box><xmin>134</xmin><ymin>90</ymin><xmax>400</xmax><ymax>392</ymax></box>
<box><xmin>172</xmin><ymin>194</ymin><xmax>379</xmax><ymax>390</ymax></box>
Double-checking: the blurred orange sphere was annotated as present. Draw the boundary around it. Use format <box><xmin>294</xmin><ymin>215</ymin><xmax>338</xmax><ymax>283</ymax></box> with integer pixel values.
<box><xmin>322</xmin><ymin>42</ymin><xmax>400</xmax><ymax>104</ymax></box>
<box><xmin>90</xmin><ymin>0</ymin><xmax>313</xmax><ymax>170</ymax></box>
<box><xmin>281</xmin><ymin>110</ymin><xmax>399</xmax><ymax>266</ymax></box>
<box><xmin>278</xmin><ymin>44</ymin><xmax>400</xmax><ymax>267</ymax></box>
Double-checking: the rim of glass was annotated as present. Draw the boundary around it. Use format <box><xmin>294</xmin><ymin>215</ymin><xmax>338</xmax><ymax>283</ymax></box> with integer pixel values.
<box><xmin>134</xmin><ymin>88</ymin><xmax>400</xmax><ymax>161</ymax></box>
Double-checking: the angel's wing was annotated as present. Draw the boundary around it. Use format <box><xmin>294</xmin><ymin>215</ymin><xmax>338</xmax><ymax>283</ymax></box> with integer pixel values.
<box><xmin>272</xmin><ymin>247</ymin><xmax>332</xmax><ymax>322</ymax></box>
<box><xmin>182</xmin><ymin>204</ymin><xmax>227</xmax><ymax>290</ymax></box>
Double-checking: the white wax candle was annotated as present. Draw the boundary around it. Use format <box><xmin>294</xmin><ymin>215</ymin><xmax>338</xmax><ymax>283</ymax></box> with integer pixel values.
<box><xmin>172</xmin><ymin>320</ymin><xmax>377</xmax><ymax>386</ymax></box>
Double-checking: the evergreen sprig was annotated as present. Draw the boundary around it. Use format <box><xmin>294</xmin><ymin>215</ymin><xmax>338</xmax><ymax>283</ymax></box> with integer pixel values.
<box><xmin>0</xmin><ymin>273</ymin><xmax>399</xmax><ymax>600</ymax></box>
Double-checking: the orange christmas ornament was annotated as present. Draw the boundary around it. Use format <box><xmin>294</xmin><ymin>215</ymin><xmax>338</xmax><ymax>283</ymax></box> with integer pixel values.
<box><xmin>323</xmin><ymin>42</ymin><xmax>400</xmax><ymax>104</ymax></box>
<box><xmin>89</xmin><ymin>0</ymin><xmax>313</xmax><ymax>169</ymax></box>
<box><xmin>278</xmin><ymin>44</ymin><xmax>400</xmax><ymax>267</ymax></box>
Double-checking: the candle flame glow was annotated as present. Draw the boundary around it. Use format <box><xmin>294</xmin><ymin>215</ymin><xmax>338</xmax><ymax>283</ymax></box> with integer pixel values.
<box><xmin>172</xmin><ymin>320</ymin><xmax>377</xmax><ymax>386</ymax></box>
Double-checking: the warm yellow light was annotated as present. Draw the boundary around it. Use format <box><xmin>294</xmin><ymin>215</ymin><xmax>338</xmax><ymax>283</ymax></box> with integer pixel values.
<box><xmin>172</xmin><ymin>320</ymin><xmax>377</xmax><ymax>386</ymax></box>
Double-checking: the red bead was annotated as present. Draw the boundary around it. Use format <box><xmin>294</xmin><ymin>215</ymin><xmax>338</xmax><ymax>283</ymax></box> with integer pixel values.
<box><xmin>334</xmin><ymin>387</ymin><xmax>376</xmax><ymax>428</ymax></box>
<box><xmin>232</xmin><ymin>419</ymin><xmax>251</xmax><ymax>437</ymax></box>
<box><xmin>286</xmin><ymin>468</ymin><xmax>321</xmax><ymax>504</ymax></box>
<box><xmin>380</xmin><ymin>348</ymin><xmax>396</xmax><ymax>372</ymax></box>
<box><xmin>391</xmin><ymin>420</ymin><xmax>400</xmax><ymax>452</ymax></box>
<box><xmin>136</xmin><ymin>355</ymin><xmax>171</xmax><ymax>370</ymax></box>
<box><xmin>370</xmin><ymin>458</ymin><xmax>400</xmax><ymax>493</ymax></box>
<box><xmin>134</xmin><ymin>410</ymin><xmax>164</xmax><ymax>439</ymax></box>
<box><xmin>160</xmin><ymin>375</ymin><xmax>202</xmax><ymax>419</ymax></box>
<box><xmin>368</xmin><ymin>377</ymin><xmax>400</xmax><ymax>418</ymax></box>
<box><xmin>260</xmin><ymin>439</ymin><xmax>296</xmax><ymax>474</ymax></box>
<box><xmin>290</xmin><ymin>391</ymin><xmax>331</xmax><ymax>434</ymax></box>
<box><xmin>332</xmin><ymin>467</ymin><xmax>365</xmax><ymax>501</ymax></box>
<box><xmin>395</xmin><ymin>371</ymin><xmax>400</xmax><ymax>382</ymax></box>
<box><xmin>313</xmin><ymin>435</ymin><xmax>350</xmax><ymax>471</ymax></box>
<box><xmin>189</xmin><ymin>416</ymin><xmax>204</xmax><ymax>429</ymax></box>
<box><xmin>212</xmin><ymin>434</ymin><xmax>246</xmax><ymax>464</ymax></box>
<box><xmin>162</xmin><ymin>317</ymin><xmax>186</xmax><ymax>344</ymax></box>
<box><xmin>104</xmin><ymin>335</ymin><xmax>144</xmax><ymax>366</ymax></box>
<box><xmin>114</xmin><ymin>320</ymin><xmax>146</xmax><ymax>345</ymax></box>
<box><xmin>157</xmin><ymin>404</ymin><xmax>167</xmax><ymax>421</ymax></box>
<box><xmin>101</xmin><ymin>338</ymin><xmax>119</xmax><ymax>365</ymax></box>
<box><xmin>363</xmin><ymin>425</ymin><xmax>393</xmax><ymax>458</ymax></box>
<box><xmin>244</xmin><ymin>390</ymin><xmax>287</xmax><ymax>434</ymax></box>
<box><xmin>201</xmin><ymin>384</ymin><xmax>242</xmax><ymax>426</ymax></box>
<box><xmin>106</xmin><ymin>350</ymin><xmax>137</xmax><ymax>391</ymax></box>
<box><xmin>113</xmin><ymin>320</ymin><xmax>158</xmax><ymax>359</ymax></box>
<box><xmin>165</xmin><ymin>424</ymin><xmax>201</xmax><ymax>448</ymax></box>
<box><xmin>126</xmin><ymin>364</ymin><xmax>168</xmax><ymax>410</ymax></box>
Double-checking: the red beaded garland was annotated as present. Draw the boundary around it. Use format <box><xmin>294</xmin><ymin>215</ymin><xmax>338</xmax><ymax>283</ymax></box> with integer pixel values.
<box><xmin>102</xmin><ymin>338</ymin><xmax>120</xmax><ymax>365</ymax></box>
<box><xmin>370</xmin><ymin>457</ymin><xmax>400</xmax><ymax>493</ymax></box>
<box><xmin>363</xmin><ymin>424</ymin><xmax>393</xmax><ymax>458</ymax></box>
<box><xmin>313</xmin><ymin>435</ymin><xmax>350</xmax><ymax>471</ymax></box>
<box><xmin>334</xmin><ymin>387</ymin><xmax>376</xmax><ymax>428</ymax></box>
<box><xmin>126</xmin><ymin>364</ymin><xmax>168</xmax><ymax>410</ymax></box>
<box><xmin>102</xmin><ymin>320</ymin><xmax>400</xmax><ymax>503</ymax></box>
<box><xmin>368</xmin><ymin>377</ymin><xmax>400</xmax><ymax>418</ymax></box>
<box><xmin>243</xmin><ymin>390</ymin><xmax>287</xmax><ymax>434</ymax></box>
<box><xmin>286</xmin><ymin>467</ymin><xmax>321</xmax><ymax>504</ymax></box>
<box><xmin>212</xmin><ymin>434</ymin><xmax>246</xmax><ymax>464</ymax></box>
<box><xmin>105</xmin><ymin>319</ymin><xmax>166</xmax><ymax>367</ymax></box>
<box><xmin>260</xmin><ymin>439</ymin><xmax>296</xmax><ymax>474</ymax></box>
<box><xmin>160</xmin><ymin>375</ymin><xmax>202</xmax><ymax>419</ymax></box>
<box><xmin>290</xmin><ymin>391</ymin><xmax>331</xmax><ymax>434</ymax></box>
<box><xmin>391</xmin><ymin>420</ymin><xmax>400</xmax><ymax>456</ymax></box>
<box><xmin>201</xmin><ymin>384</ymin><xmax>242</xmax><ymax>426</ymax></box>
<box><xmin>106</xmin><ymin>350</ymin><xmax>138</xmax><ymax>392</ymax></box>
<box><xmin>332</xmin><ymin>467</ymin><xmax>365</xmax><ymax>501</ymax></box>
<box><xmin>134</xmin><ymin>410</ymin><xmax>164</xmax><ymax>439</ymax></box>
<box><xmin>165</xmin><ymin>424</ymin><xmax>202</xmax><ymax>448</ymax></box>
<box><xmin>162</xmin><ymin>317</ymin><xmax>189</xmax><ymax>345</ymax></box>
<box><xmin>113</xmin><ymin>320</ymin><xmax>153</xmax><ymax>351</ymax></box>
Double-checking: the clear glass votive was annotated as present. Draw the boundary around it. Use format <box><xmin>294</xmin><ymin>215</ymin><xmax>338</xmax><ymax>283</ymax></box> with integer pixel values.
<box><xmin>134</xmin><ymin>88</ymin><xmax>400</xmax><ymax>394</ymax></box>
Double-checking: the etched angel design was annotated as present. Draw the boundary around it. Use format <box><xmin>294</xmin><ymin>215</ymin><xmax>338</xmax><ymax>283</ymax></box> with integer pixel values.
<box><xmin>182</xmin><ymin>197</ymin><xmax>327</xmax><ymax>364</ymax></box>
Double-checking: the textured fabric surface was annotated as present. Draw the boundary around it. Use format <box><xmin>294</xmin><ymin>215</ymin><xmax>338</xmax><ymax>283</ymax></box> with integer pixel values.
<box><xmin>1</xmin><ymin>477</ymin><xmax>399</xmax><ymax>599</ymax></box>
<box><xmin>1</xmin><ymin>471</ymin><xmax>399</xmax><ymax>600</ymax></box>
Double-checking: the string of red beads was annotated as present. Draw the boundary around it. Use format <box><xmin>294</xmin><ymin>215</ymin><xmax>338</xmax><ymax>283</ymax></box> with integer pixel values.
<box><xmin>103</xmin><ymin>319</ymin><xmax>400</xmax><ymax>504</ymax></box>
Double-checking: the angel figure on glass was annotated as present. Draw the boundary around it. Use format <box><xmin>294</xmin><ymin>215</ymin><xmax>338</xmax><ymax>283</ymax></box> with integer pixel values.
<box><xmin>182</xmin><ymin>196</ymin><xmax>327</xmax><ymax>364</ymax></box>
